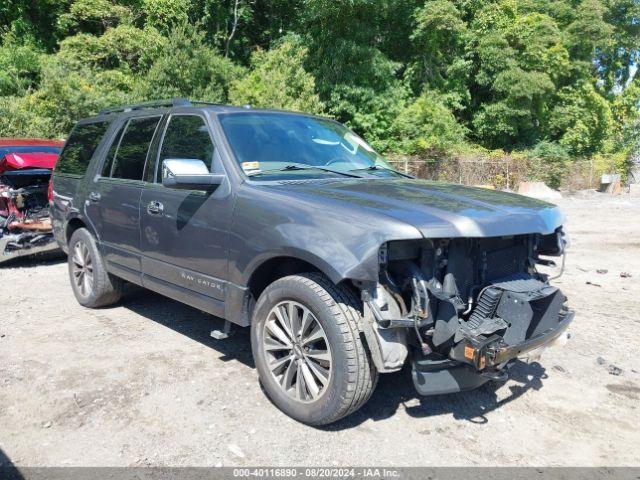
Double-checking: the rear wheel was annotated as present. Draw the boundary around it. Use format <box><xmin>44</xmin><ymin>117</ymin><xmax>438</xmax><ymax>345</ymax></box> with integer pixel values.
<box><xmin>251</xmin><ymin>273</ymin><xmax>378</xmax><ymax>425</ymax></box>
<box><xmin>68</xmin><ymin>228</ymin><xmax>123</xmax><ymax>307</ymax></box>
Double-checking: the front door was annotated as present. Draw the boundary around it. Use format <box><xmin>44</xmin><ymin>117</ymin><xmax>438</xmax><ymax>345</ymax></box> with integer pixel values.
<box><xmin>85</xmin><ymin>115</ymin><xmax>162</xmax><ymax>280</ymax></box>
<box><xmin>139</xmin><ymin>113</ymin><xmax>234</xmax><ymax>307</ymax></box>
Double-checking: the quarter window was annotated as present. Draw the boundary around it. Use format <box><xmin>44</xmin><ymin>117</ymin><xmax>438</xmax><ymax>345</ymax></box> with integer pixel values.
<box><xmin>110</xmin><ymin>116</ymin><xmax>160</xmax><ymax>181</ymax></box>
<box><xmin>101</xmin><ymin>122</ymin><xmax>126</xmax><ymax>177</ymax></box>
<box><xmin>157</xmin><ymin>115</ymin><xmax>214</xmax><ymax>182</ymax></box>
<box><xmin>56</xmin><ymin>121</ymin><xmax>110</xmax><ymax>176</ymax></box>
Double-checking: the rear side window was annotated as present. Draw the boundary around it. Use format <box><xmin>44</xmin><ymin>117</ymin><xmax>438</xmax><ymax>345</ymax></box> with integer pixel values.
<box><xmin>101</xmin><ymin>122</ymin><xmax>126</xmax><ymax>177</ymax></box>
<box><xmin>110</xmin><ymin>116</ymin><xmax>160</xmax><ymax>181</ymax></box>
<box><xmin>156</xmin><ymin>115</ymin><xmax>214</xmax><ymax>182</ymax></box>
<box><xmin>56</xmin><ymin>121</ymin><xmax>110</xmax><ymax>176</ymax></box>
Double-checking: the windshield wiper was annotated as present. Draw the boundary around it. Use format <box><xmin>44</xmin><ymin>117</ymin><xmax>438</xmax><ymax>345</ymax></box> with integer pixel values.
<box><xmin>348</xmin><ymin>165</ymin><xmax>413</xmax><ymax>178</ymax></box>
<box><xmin>250</xmin><ymin>164</ymin><xmax>361</xmax><ymax>178</ymax></box>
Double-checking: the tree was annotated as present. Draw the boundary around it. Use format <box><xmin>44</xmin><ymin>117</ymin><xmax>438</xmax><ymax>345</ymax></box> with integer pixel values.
<box><xmin>57</xmin><ymin>0</ymin><xmax>132</xmax><ymax>37</ymax></box>
<box><xmin>391</xmin><ymin>90</ymin><xmax>468</xmax><ymax>154</ymax></box>
<box><xmin>58</xmin><ymin>25</ymin><xmax>166</xmax><ymax>73</ymax></box>
<box><xmin>1</xmin><ymin>58</ymin><xmax>135</xmax><ymax>138</ymax></box>
<box><xmin>470</xmin><ymin>7</ymin><xmax>570</xmax><ymax>148</ymax></box>
<box><xmin>0</xmin><ymin>34</ymin><xmax>44</xmax><ymax>96</ymax></box>
<box><xmin>229</xmin><ymin>36</ymin><xmax>323</xmax><ymax>113</ymax></box>
<box><xmin>611</xmin><ymin>80</ymin><xmax>640</xmax><ymax>155</ymax></box>
<box><xmin>143</xmin><ymin>0</ymin><xmax>192</xmax><ymax>34</ymax></box>
<box><xmin>528</xmin><ymin>141</ymin><xmax>571</xmax><ymax>189</ymax></box>
<box><xmin>0</xmin><ymin>0</ymin><xmax>69</xmax><ymax>51</ymax></box>
<box><xmin>549</xmin><ymin>83</ymin><xmax>613</xmax><ymax>156</ymax></box>
<box><xmin>135</xmin><ymin>23</ymin><xmax>244</xmax><ymax>102</ymax></box>
<box><xmin>410</xmin><ymin>0</ymin><xmax>471</xmax><ymax>110</ymax></box>
<box><xmin>0</xmin><ymin>0</ymin><xmax>637</xmax><ymax>184</ymax></box>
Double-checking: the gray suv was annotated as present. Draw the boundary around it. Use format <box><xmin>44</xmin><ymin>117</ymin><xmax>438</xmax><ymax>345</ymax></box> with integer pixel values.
<box><xmin>52</xmin><ymin>98</ymin><xmax>573</xmax><ymax>425</ymax></box>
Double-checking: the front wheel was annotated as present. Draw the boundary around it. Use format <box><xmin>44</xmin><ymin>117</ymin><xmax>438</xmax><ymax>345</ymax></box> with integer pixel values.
<box><xmin>251</xmin><ymin>273</ymin><xmax>378</xmax><ymax>425</ymax></box>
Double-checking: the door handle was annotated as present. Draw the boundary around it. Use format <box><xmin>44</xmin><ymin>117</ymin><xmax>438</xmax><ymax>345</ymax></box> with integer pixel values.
<box><xmin>89</xmin><ymin>192</ymin><xmax>101</xmax><ymax>202</ymax></box>
<box><xmin>147</xmin><ymin>201</ymin><xmax>164</xmax><ymax>215</ymax></box>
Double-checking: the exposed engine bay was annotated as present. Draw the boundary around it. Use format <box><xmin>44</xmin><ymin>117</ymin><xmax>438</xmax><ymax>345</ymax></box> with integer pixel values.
<box><xmin>0</xmin><ymin>168</ymin><xmax>58</xmax><ymax>263</ymax></box>
<box><xmin>361</xmin><ymin>228</ymin><xmax>573</xmax><ymax>395</ymax></box>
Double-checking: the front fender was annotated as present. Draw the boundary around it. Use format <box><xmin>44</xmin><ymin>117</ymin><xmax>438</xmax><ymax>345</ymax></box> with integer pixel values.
<box><xmin>241</xmin><ymin>244</ymin><xmax>366</xmax><ymax>286</ymax></box>
<box><xmin>228</xmin><ymin>184</ymin><xmax>422</xmax><ymax>286</ymax></box>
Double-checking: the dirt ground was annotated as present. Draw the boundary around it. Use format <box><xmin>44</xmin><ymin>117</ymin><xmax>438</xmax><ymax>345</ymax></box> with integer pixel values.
<box><xmin>1</xmin><ymin>194</ymin><xmax>639</xmax><ymax>467</ymax></box>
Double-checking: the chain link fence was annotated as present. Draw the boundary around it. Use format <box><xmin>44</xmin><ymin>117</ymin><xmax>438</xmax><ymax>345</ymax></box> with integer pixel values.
<box><xmin>386</xmin><ymin>155</ymin><xmax>602</xmax><ymax>191</ymax></box>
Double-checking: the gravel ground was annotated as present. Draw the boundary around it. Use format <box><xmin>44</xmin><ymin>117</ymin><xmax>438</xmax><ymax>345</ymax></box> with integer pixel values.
<box><xmin>0</xmin><ymin>194</ymin><xmax>639</xmax><ymax>467</ymax></box>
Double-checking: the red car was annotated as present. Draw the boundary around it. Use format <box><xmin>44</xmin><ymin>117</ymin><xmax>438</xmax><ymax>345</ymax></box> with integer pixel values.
<box><xmin>0</xmin><ymin>138</ymin><xmax>64</xmax><ymax>263</ymax></box>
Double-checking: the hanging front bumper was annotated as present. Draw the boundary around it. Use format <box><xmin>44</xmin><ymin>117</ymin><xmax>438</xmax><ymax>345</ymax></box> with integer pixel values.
<box><xmin>412</xmin><ymin>309</ymin><xmax>574</xmax><ymax>396</ymax></box>
<box><xmin>449</xmin><ymin>309</ymin><xmax>574</xmax><ymax>370</ymax></box>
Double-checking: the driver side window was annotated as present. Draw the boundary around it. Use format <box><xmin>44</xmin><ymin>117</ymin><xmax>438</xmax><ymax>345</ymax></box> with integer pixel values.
<box><xmin>156</xmin><ymin>115</ymin><xmax>214</xmax><ymax>183</ymax></box>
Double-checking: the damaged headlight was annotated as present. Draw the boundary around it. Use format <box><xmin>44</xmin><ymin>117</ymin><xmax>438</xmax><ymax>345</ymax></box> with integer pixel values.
<box><xmin>537</xmin><ymin>227</ymin><xmax>568</xmax><ymax>256</ymax></box>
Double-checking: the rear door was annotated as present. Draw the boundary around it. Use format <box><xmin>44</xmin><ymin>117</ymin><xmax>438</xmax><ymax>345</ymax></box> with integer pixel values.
<box><xmin>139</xmin><ymin>113</ymin><xmax>233</xmax><ymax>310</ymax></box>
<box><xmin>85</xmin><ymin>115</ymin><xmax>162</xmax><ymax>281</ymax></box>
<box><xmin>51</xmin><ymin>120</ymin><xmax>111</xmax><ymax>248</ymax></box>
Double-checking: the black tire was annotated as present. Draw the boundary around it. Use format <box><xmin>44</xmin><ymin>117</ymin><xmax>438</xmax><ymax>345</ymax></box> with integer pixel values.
<box><xmin>251</xmin><ymin>272</ymin><xmax>378</xmax><ymax>426</ymax></box>
<box><xmin>67</xmin><ymin>228</ymin><xmax>123</xmax><ymax>308</ymax></box>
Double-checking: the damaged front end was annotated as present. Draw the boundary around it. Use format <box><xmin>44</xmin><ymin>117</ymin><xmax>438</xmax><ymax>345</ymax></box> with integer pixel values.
<box><xmin>361</xmin><ymin>229</ymin><xmax>573</xmax><ymax>395</ymax></box>
<box><xmin>0</xmin><ymin>169</ymin><xmax>58</xmax><ymax>263</ymax></box>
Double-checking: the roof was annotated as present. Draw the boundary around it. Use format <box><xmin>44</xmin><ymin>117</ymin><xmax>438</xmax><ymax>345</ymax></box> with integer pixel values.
<box><xmin>75</xmin><ymin>98</ymin><xmax>331</xmax><ymax>126</ymax></box>
<box><xmin>90</xmin><ymin>98</ymin><xmax>322</xmax><ymax>120</ymax></box>
<box><xmin>0</xmin><ymin>138</ymin><xmax>64</xmax><ymax>147</ymax></box>
<box><xmin>96</xmin><ymin>98</ymin><xmax>253</xmax><ymax>116</ymax></box>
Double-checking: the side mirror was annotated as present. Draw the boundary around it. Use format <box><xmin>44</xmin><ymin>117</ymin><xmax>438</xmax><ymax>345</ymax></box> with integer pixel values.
<box><xmin>161</xmin><ymin>159</ymin><xmax>225</xmax><ymax>191</ymax></box>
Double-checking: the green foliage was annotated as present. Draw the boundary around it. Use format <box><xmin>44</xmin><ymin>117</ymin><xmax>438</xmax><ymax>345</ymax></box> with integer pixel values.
<box><xmin>611</xmin><ymin>80</ymin><xmax>640</xmax><ymax>155</ymax></box>
<box><xmin>472</xmin><ymin>68</ymin><xmax>555</xmax><ymax>148</ymax></box>
<box><xmin>0</xmin><ymin>55</ymin><xmax>135</xmax><ymax>138</ymax></box>
<box><xmin>58</xmin><ymin>26</ymin><xmax>165</xmax><ymax>73</ymax></box>
<box><xmin>28</xmin><ymin>58</ymin><xmax>134</xmax><ymax>136</ymax></box>
<box><xmin>0</xmin><ymin>0</ymin><xmax>638</xmax><ymax>184</ymax></box>
<box><xmin>548</xmin><ymin>83</ymin><xmax>613</xmax><ymax>156</ymax></box>
<box><xmin>0</xmin><ymin>95</ymin><xmax>55</xmax><ymax>137</ymax></box>
<box><xmin>470</xmin><ymin>6</ymin><xmax>572</xmax><ymax>148</ymax></box>
<box><xmin>135</xmin><ymin>23</ymin><xmax>243</xmax><ymax>102</ymax></box>
<box><xmin>566</xmin><ymin>0</ymin><xmax>614</xmax><ymax>60</ymax></box>
<box><xmin>0</xmin><ymin>35</ymin><xmax>44</xmax><ymax>96</ymax></box>
<box><xmin>229</xmin><ymin>36</ymin><xmax>323</xmax><ymax>113</ymax></box>
<box><xmin>297</xmin><ymin>1</ymin><xmax>416</xmax><ymax>148</ymax></box>
<box><xmin>57</xmin><ymin>0</ymin><xmax>132</xmax><ymax>36</ymax></box>
<box><xmin>305</xmin><ymin>37</ymin><xmax>409</xmax><ymax>150</ymax></box>
<box><xmin>391</xmin><ymin>90</ymin><xmax>468</xmax><ymax>154</ymax></box>
<box><xmin>1</xmin><ymin>0</ymin><xmax>68</xmax><ymax>50</ymax></box>
<box><xmin>410</xmin><ymin>0</ymin><xmax>471</xmax><ymax>110</ymax></box>
<box><xmin>143</xmin><ymin>0</ymin><xmax>191</xmax><ymax>34</ymax></box>
<box><xmin>327</xmin><ymin>82</ymin><xmax>408</xmax><ymax>152</ymax></box>
<box><xmin>592</xmin><ymin>151</ymin><xmax>633</xmax><ymax>183</ymax></box>
<box><xmin>528</xmin><ymin>141</ymin><xmax>571</xmax><ymax>189</ymax></box>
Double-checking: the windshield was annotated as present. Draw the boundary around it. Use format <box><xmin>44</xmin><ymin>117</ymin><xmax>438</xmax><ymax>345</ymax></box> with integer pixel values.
<box><xmin>218</xmin><ymin>112</ymin><xmax>400</xmax><ymax>180</ymax></box>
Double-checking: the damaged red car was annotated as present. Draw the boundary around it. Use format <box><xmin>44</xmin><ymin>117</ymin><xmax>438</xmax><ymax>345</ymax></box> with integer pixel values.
<box><xmin>0</xmin><ymin>139</ymin><xmax>64</xmax><ymax>263</ymax></box>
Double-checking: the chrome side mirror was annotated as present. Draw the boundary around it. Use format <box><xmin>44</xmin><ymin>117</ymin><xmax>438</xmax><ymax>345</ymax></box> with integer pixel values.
<box><xmin>161</xmin><ymin>159</ymin><xmax>225</xmax><ymax>191</ymax></box>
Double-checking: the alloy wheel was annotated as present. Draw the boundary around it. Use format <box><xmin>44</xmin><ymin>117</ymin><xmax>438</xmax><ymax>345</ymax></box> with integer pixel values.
<box><xmin>71</xmin><ymin>241</ymin><xmax>94</xmax><ymax>297</ymax></box>
<box><xmin>262</xmin><ymin>300</ymin><xmax>332</xmax><ymax>403</ymax></box>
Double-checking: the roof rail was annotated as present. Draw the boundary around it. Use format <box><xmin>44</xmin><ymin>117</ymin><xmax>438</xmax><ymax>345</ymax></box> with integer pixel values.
<box><xmin>98</xmin><ymin>98</ymin><xmax>191</xmax><ymax>115</ymax></box>
<box><xmin>189</xmin><ymin>100</ymin><xmax>226</xmax><ymax>107</ymax></box>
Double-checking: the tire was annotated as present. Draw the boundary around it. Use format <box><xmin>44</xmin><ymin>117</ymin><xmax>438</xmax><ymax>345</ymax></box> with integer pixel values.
<box><xmin>67</xmin><ymin>228</ymin><xmax>123</xmax><ymax>308</ymax></box>
<box><xmin>251</xmin><ymin>273</ymin><xmax>378</xmax><ymax>425</ymax></box>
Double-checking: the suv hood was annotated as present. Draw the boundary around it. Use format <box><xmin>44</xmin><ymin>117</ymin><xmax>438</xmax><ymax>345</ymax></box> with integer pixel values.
<box><xmin>269</xmin><ymin>178</ymin><xmax>564</xmax><ymax>238</ymax></box>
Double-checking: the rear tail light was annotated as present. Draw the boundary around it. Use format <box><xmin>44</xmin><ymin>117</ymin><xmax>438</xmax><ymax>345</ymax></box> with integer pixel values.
<box><xmin>48</xmin><ymin>179</ymin><xmax>54</xmax><ymax>204</ymax></box>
